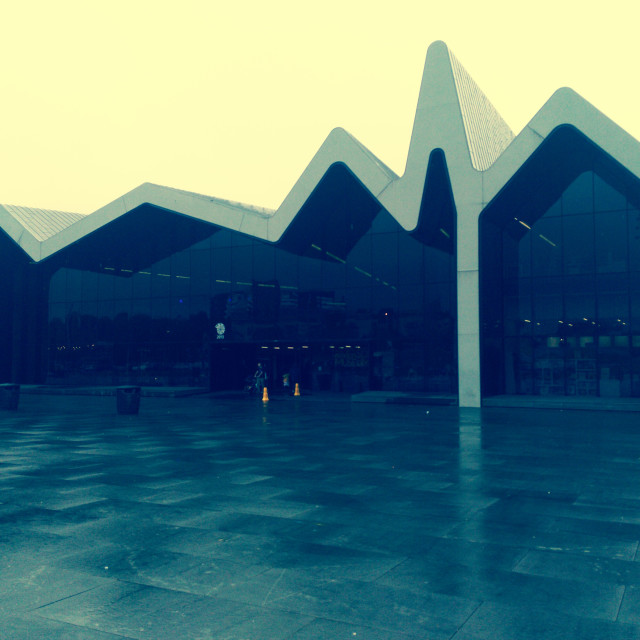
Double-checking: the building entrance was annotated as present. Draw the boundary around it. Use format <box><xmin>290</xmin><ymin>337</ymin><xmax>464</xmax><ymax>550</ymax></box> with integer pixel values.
<box><xmin>209</xmin><ymin>341</ymin><xmax>372</xmax><ymax>394</ymax></box>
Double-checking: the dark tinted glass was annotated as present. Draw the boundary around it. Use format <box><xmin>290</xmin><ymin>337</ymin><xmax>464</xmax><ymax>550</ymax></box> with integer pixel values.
<box><xmin>81</xmin><ymin>270</ymin><xmax>98</xmax><ymax>301</ymax></box>
<box><xmin>425</xmin><ymin>246</ymin><xmax>452</xmax><ymax>284</ymax></box>
<box><xmin>531</xmin><ymin>217</ymin><xmax>561</xmax><ymax>277</ymax></box>
<box><xmin>66</xmin><ymin>269</ymin><xmax>82</xmax><ymax>301</ymax></box>
<box><xmin>595</xmin><ymin>210</ymin><xmax>628</xmax><ymax>273</ymax></box>
<box><xmin>517</xmin><ymin>233</ymin><xmax>531</xmax><ymax>278</ymax></box>
<box><xmin>518</xmin><ymin>278</ymin><xmax>533</xmax><ymax>335</ymax></box>
<box><xmin>114</xmin><ymin>273</ymin><xmax>133</xmax><ymax>299</ymax></box>
<box><xmin>594</xmin><ymin>174</ymin><xmax>627</xmax><ymax>212</ymax></box>
<box><xmin>152</xmin><ymin>259</ymin><xmax>171</xmax><ymax>297</ymax></box>
<box><xmin>132</xmin><ymin>271</ymin><xmax>151</xmax><ymax>299</ymax></box>
<box><xmin>628</xmin><ymin>208</ymin><xmax>640</xmax><ymax>272</ymax></box>
<box><xmin>190</xmin><ymin>250</ymin><xmax>210</xmax><ymax>295</ymax></box>
<box><xmin>46</xmin><ymin>200</ymin><xmax>457</xmax><ymax>393</ymax></box>
<box><xmin>298</xmin><ymin>255</ymin><xmax>322</xmax><ymax>290</ymax></box>
<box><xmin>532</xmin><ymin>277</ymin><xmax>562</xmax><ymax>334</ymax></box>
<box><xmin>562</xmin><ymin>214</ymin><xmax>594</xmax><ymax>275</ymax></box>
<box><xmin>369</xmin><ymin>210</ymin><xmax>398</xmax><ymax>233</ymax></box>
<box><xmin>398</xmin><ymin>234</ymin><xmax>423</xmax><ymax>284</ymax></box>
<box><xmin>49</xmin><ymin>271</ymin><xmax>66</xmax><ymax>303</ymax></box>
<box><xmin>275</xmin><ymin>250</ymin><xmax>299</xmax><ymax>289</ymax></box>
<box><xmin>212</xmin><ymin>246</ymin><xmax>232</xmax><ymax>284</ymax></box>
<box><xmin>252</xmin><ymin>242</ymin><xmax>276</xmax><ymax>282</ymax></box>
<box><xmin>597</xmin><ymin>274</ymin><xmax>629</xmax><ymax>328</ymax></box>
<box><xmin>485</xmin><ymin>168</ymin><xmax>640</xmax><ymax>397</ymax></box>
<box><xmin>563</xmin><ymin>172</ymin><xmax>593</xmax><ymax>215</ymax></box>
<box><xmin>564</xmin><ymin>275</ymin><xmax>596</xmax><ymax>324</ymax></box>
<box><xmin>322</xmin><ymin>257</ymin><xmax>347</xmax><ymax>292</ymax></box>
<box><xmin>371</xmin><ymin>233</ymin><xmax>398</xmax><ymax>286</ymax></box>
<box><xmin>630</xmin><ymin>273</ymin><xmax>640</xmax><ymax>332</ymax></box>
<box><xmin>231</xmin><ymin>246</ymin><xmax>253</xmax><ymax>285</ymax></box>
<box><xmin>347</xmin><ymin>235</ymin><xmax>372</xmax><ymax>288</ymax></box>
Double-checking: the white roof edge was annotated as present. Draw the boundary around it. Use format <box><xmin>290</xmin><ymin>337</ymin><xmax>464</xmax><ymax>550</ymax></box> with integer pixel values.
<box><xmin>3</xmin><ymin>42</ymin><xmax>640</xmax><ymax>263</ymax></box>
<box><xmin>482</xmin><ymin>87</ymin><xmax>640</xmax><ymax>203</ymax></box>
<box><xmin>35</xmin><ymin>129</ymin><xmax>397</xmax><ymax>261</ymax></box>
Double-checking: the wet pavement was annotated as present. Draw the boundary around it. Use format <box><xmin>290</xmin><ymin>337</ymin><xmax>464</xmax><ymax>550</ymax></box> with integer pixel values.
<box><xmin>1</xmin><ymin>394</ymin><xmax>640</xmax><ymax>639</ymax></box>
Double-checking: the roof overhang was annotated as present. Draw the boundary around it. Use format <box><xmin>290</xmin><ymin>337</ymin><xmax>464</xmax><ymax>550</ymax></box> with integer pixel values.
<box><xmin>2</xmin><ymin>41</ymin><xmax>639</xmax><ymax>271</ymax></box>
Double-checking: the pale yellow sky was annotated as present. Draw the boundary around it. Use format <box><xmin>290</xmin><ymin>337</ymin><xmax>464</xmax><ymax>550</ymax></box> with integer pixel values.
<box><xmin>2</xmin><ymin>0</ymin><xmax>640</xmax><ymax>214</ymax></box>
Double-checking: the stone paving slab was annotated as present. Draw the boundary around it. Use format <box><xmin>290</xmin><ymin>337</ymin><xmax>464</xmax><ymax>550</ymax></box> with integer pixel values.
<box><xmin>1</xmin><ymin>395</ymin><xmax>640</xmax><ymax>638</ymax></box>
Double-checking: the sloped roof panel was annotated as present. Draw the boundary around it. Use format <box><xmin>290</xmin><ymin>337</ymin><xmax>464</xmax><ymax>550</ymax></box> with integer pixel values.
<box><xmin>1</xmin><ymin>205</ymin><xmax>86</xmax><ymax>242</ymax></box>
<box><xmin>448</xmin><ymin>50</ymin><xmax>515</xmax><ymax>171</ymax></box>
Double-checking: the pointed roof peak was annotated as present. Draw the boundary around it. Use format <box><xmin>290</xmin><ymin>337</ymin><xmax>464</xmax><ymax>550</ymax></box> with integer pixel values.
<box><xmin>427</xmin><ymin>40</ymin><xmax>450</xmax><ymax>54</ymax></box>
<box><xmin>446</xmin><ymin>48</ymin><xmax>514</xmax><ymax>170</ymax></box>
<box><xmin>409</xmin><ymin>41</ymin><xmax>514</xmax><ymax>172</ymax></box>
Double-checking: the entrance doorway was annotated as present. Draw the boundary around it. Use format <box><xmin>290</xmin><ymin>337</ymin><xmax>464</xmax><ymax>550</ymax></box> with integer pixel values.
<box><xmin>209</xmin><ymin>343</ymin><xmax>256</xmax><ymax>391</ymax></box>
<box><xmin>209</xmin><ymin>341</ymin><xmax>372</xmax><ymax>394</ymax></box>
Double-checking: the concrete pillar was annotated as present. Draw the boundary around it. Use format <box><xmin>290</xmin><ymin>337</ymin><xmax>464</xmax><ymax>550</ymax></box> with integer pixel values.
<box><xmin>456</xmin><ymin>196</ymin><xmax>483</xmax><ymax>408</ymax></box>
<box><xmin>457</xmin><ymin>269</ymin><xmax>481</xmax><ymax>407</ymax></box>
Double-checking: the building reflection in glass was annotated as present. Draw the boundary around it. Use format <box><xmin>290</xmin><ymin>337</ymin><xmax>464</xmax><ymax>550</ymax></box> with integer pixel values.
<box><xmin>482</xmin><ymin>169</ymin><xmax>640</xmax><ymax>398</ymax></box>
<box><xmin>47</xmin><ymin>208</ymin><xmax>457</xmax><ymax>395</ymax></box>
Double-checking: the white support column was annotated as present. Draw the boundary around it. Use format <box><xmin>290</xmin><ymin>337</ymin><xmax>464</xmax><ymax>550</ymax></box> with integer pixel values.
<box><xmin>455</xmin><ymin>193</ymin><xmax>483</xmax><ymax>408</ymax></box>
<box><xmin>457</xmin><ymin>269</ymin><xmax>481</xmax><ymax>407</ymax></box>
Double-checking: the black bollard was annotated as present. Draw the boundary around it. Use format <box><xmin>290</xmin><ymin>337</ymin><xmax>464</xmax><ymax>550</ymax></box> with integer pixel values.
<box><xmin>116</xmin><ymin>386</ymin><xmax>141</xmax><ymax>415</ymax></box>
<box><xmin>0</xmin><ymin>384</ymin><xmax>20</xmax><ymax>410</ymax></box>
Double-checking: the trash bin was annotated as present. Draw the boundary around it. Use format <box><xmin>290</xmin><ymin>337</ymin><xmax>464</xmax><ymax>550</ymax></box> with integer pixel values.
<box><xmin>0</xmin><ymin>383</ymin><xmax>20</xmax><ymax>410</ymax></box>
<box><xmin>116</xmin><ymin>386</ymin><xmax>141</xmax><ymax>415</ymax></box>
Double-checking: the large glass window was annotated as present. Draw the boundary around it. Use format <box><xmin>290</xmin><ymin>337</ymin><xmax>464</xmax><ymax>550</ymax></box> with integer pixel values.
<box><xmin>482</xmin><ymin>170</ymin><xmax>640</xmax><ymax>398</ymax></box>
<box><xmin>47</xmin><ymin>210</ymin><xmax>457</xmax><ymax>394</ymax></box>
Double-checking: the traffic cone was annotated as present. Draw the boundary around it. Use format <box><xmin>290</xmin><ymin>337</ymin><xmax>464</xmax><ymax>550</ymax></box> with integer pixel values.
<box><xmin>262</xmin><ymin>386</ymin><xmax>269</xmax><ymax>402</ymax></box>
<box><xmin>294</xmin><ymin>383</ymin><xmax>300</xmax><ymax>397</ymax></box>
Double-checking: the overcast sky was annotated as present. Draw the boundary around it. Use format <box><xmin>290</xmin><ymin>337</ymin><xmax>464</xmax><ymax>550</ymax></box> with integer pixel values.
<box><xmin>2</xmin><ymin>0</ymin><xmax>639</xmax><ymax>214</ymax></box>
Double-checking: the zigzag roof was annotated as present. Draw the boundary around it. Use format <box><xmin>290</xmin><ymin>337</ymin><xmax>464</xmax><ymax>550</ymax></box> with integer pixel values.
<box><xmin>3</xmin><ymin>41</ymin><xmax>639</xmax><ymax>264</ymax></box>
<box><xmin>448</xmin><ymin>49</ymin><xmax>514</xmax><ymax>171</ymax></box>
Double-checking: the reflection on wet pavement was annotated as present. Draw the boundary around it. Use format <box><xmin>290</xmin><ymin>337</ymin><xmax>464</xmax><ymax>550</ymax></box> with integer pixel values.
<box><xmin>0</xmin><ymin>395</ymin><xmax>639</xmax><ymax>638</ymax></box>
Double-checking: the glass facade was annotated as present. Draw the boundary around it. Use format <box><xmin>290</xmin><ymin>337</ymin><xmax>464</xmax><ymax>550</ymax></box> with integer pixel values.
<box><xmin>482</xmin><ymin>170</ymin><xmax>640</xmax><ymax>397</ymax></box>
<box><xmin>46</xmin><ymin>210</ymin><xmax>457</xmax><ymax>395</ymax></box>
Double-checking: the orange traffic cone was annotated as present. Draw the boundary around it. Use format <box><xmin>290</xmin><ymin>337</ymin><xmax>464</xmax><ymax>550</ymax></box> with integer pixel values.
<box><xmin>294</xmin><ymin>383</ymin><xmax>300</xmax><ymax>397</ymax></box>
<box><xmin>262</xmin><ymin>386</ymin><xmax>269</xmax><ymax>402</ymax></box>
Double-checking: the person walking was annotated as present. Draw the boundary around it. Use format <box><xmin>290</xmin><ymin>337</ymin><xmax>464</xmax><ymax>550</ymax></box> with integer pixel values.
<box><xmin>253</xmin><ymin>362</ymin><xmax>267</xmax><ymax>394</ymax></box>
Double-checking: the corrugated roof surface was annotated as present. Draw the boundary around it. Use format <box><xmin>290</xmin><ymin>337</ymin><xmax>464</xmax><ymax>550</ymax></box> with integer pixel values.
<box><xmin>1</xmin><ymin>205</ymin><xmax>85</xmax><ymax>241</ymax></box>
<box><xmin>449</xmin><ymin>50</ymin><xmax>515</xmax><ymax>171</ymax></box>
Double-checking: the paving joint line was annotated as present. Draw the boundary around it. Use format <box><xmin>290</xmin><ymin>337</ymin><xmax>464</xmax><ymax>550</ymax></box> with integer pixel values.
<box><xmin>614</xmin><ymin>585</ymin><xmax>627</xmax><ymax>623</ymax></box>
<box><xmin>30</xmin><ymin>611</ymin><xmax>134</xmax><ymax>638</ymax></box>
<box><xmin>448</xmin><ymin>600</ymin><xmax>484</xmax><ymax>639</ymax></box>
<box><xmin>29</xmin><ymin>584</ymin><xmax>105</xmax><ymax>612</ymax></box>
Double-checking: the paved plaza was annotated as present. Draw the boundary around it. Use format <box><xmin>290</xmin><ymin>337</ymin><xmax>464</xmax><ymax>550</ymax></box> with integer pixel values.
<box><xmin>1</xmin><ymin>393</ymin><xmax>640</xmax><ymax>639</ymax></box>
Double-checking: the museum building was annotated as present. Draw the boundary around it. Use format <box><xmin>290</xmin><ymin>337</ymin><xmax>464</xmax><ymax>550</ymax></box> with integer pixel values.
<box><xmin>2</xmin><ymin>41</ymin><xmax>640</xmax><ymax>408</ymax></box>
